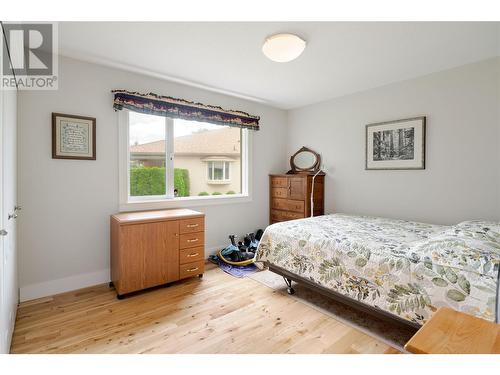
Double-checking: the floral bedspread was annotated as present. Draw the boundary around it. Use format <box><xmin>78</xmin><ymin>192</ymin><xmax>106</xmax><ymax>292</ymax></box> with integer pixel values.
<box><xmin>255</xmin><ymin>214</ymin><xmax>500</xmax><ymax>325</ymax></box>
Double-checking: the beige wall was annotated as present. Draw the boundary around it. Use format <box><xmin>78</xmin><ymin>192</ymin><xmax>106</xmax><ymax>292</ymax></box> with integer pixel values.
<box><xmin>15</xmin><ymin>55</ymin><xmax>500</xmax><ymax>302</ymax></box>
<box><xmin>174</xmin><ymin>156</ymin><xmax>241</xmax><ymax>196</ymax></box>
<box><xmin>287</xmin><ymin>58</ymin><xmax>500</xmax><ymax>224</ymax></box>
<box><xmin>17</xmin><ymin>56</ymin><xmax>288</xmax><ymax>301</ymax></box>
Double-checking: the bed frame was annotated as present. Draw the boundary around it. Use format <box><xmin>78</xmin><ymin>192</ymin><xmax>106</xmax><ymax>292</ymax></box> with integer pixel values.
<box><xmin>266</xmin><ymin>262</ymin><xmax>421</xmax><ymax>329</ymax></box>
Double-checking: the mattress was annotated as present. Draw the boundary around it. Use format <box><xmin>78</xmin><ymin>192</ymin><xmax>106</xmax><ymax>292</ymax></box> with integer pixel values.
<box><xmin>255</xmin><ymin>214</ymin><xmax>500</xmax><ymax>325</ymax></box>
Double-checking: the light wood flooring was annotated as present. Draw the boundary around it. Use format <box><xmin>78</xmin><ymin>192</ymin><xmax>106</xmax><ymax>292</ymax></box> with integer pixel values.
<box><xmin>11</xmin><ymin>264</ymin><xmax>400</xmax><ymax>354</ymax></box>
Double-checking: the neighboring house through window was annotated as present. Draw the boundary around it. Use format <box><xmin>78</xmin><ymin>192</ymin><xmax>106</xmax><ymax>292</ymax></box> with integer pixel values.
<box><xmin>119</xmin><ymin>110</ymin><xmax>249</xmax><ymax>209</ymax></box>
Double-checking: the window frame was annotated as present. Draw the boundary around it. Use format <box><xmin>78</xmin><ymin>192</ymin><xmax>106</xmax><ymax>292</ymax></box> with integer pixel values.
<box><xmin>118</xmin><ymin>110</ymin><xmax>251</xmax><ymax>211</ymax></box>
<box><xmin>207</xmin><ymin>160</ymin><xmax>231</xmax><ymax>184</ymax></box>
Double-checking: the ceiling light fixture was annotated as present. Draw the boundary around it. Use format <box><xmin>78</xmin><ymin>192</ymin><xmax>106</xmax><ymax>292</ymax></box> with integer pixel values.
<box><xmin>262</xmin><ymin>33</ymin><xmax>306</xmax><ymax>63</ymax></box>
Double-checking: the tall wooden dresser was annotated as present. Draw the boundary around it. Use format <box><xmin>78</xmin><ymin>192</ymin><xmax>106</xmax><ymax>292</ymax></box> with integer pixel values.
<box><xmin>110</xmin><ymin>208</ymin><xmax>205</xmax><ymax>298</ymax></box>
<box><xmin>269</xmin><ymin>173</ymin><xmax>325</xmax><ymax>224</ymax></box>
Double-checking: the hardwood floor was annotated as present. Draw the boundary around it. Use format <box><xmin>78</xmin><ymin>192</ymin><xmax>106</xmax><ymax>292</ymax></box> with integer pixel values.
<box><xmin>11</xmin><ymin>264</ymin><xmax>400</xmax><ymax>354</ymax></box>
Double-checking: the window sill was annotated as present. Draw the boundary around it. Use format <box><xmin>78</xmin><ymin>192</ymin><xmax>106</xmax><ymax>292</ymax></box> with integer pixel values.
<box><xmin>207</xmin><ymin>180</ymin><xmax>231</xmax><ymax>185</ymax></box>
<box><xmin>119</xmin><ymin>194</ymin><xmax>252</xmax><ymax>212</ymax></box>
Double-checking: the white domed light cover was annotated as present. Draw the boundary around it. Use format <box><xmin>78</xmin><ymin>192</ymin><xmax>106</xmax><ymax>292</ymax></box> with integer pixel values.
<box><xmin>262</xmin><ymin>33</ymin><xmax>306</xmax><ymax>63</ymax></box>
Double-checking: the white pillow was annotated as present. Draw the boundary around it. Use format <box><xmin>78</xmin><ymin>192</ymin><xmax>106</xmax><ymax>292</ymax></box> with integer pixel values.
<box><xmin>453</xmin><ymin>220</ymin><xmax>500</xmax><ymax>244</ymax></box>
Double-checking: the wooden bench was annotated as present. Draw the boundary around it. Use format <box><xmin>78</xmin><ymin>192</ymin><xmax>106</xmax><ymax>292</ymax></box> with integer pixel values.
<box><xmin>405</xmin><ymin>307</ymin><xmax>500</xmax><ymax>354</ymax></box>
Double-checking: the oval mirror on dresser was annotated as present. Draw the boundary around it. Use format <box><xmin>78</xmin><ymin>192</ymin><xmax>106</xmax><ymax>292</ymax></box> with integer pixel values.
<box><xmin>288</xmin><ymin>146</ymin><xmax>321</xmax><ymax>174</ymax></box>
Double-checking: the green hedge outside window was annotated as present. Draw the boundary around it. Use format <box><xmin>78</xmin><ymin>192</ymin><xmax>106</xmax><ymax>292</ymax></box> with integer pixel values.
<box><xmin>130</xmin><ymin>167</ymin><xmax>190</xmax><ymax>197</ymax></box>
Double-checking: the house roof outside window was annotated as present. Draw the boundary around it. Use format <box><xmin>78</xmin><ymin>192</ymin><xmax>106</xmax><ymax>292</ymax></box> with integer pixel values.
<box><xmin>130</xmin><ymin>127</ymin><xmax>241</xmax><ymax>157</ymax></box>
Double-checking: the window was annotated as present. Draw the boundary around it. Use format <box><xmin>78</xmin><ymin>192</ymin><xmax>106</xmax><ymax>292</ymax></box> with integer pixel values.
<box><xmin>173</xmin><ymin>119</ymin><xmax>242</xmax><ymax>197</ymax></box>
<box><xmin>120</xmin><ymin>110</ymin><xmax>249</xmax><ymax>208</ymax></box>
<box><xmin>207</xmin><ymin>161</ymin><xmax>231</xmax><ymax>183</ymax></box>
<box><xmin>128</xmin><ymin>112</ymin><xmax>167</xmax><ymax>196</ymax></box>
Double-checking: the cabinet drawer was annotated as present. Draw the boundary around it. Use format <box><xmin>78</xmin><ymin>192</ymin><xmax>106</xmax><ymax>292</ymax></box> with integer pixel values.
<box><xmin>271</xmin><ymin>209</ymin><xmax>304</xmax><ymax>222</ymax></box>
<box><xmin>288</xmin><ymin>177</ymin><xmax>306</xmax><ymax>200</ymax></box>
<box><xmin>271</xmin><ymin>177</ymin><xmax>288</xmax><ymax>188</ymax></box>
<box><xmin>179</xmin><ymin>246</ymin><xmax>204</xmax><ymax>264</ymax></box>
<box><xmin>179</xmin><ymin>260</ymin><xmax>205</xmax><ymax>279</ymax></box>
<box><xmin>180</xmin><ymin>232</ymin><xmax>205</xmax><ymax>249</ymax></box>
<box><xmin>271</xmin><ymin>198</ymin><xmax>304</xmax><ymax>213</ymax></box>
<box><xmin>271</xmin><ymin>187</ymin><xmax>288</xmax><ymax>198</ymax></box>
<box><xmin>179</xmin><ymin>217</ymin><xmax>204</xmax><ymax>234</ymax></box>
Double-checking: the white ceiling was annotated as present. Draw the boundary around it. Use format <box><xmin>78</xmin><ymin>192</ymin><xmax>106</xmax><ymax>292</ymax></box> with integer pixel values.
<box><xmin>59</xmin><ymin>22</ymin><xmax>499</xmax><ymax>109</ymax></box>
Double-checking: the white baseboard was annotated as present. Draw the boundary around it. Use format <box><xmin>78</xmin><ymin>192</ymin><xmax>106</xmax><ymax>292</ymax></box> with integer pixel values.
<box><xmin>20</xmin><ymin>269</ymin><xmax>110</xmax><ymax>302</ymax></box>
<box><xmin>19</xmin><ymin>246</ymin><xmax>226</xmax><ymax>303</ymax></box>
<box><xmin>206</xmin><ymin>244</ymin><xmax>225</xmax><ymax>256</ymax></box>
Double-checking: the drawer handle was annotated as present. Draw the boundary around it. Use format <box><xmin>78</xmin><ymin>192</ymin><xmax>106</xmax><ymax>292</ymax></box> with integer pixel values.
<box><xmin>186</xmin><ymin>267</ymin><xmax>199</xmax><ymax>272</ymax></box>
<box><xmin>187</xmin><ymin>238</ymin><xmax>199</xmax><ymax>243</ymax></box>
<box><xmin>187</xmin><ymin>252</ymin><xmax>199</xmax><ymax>257</ymax></box>
<box><xmin>186</xmin><ymin>224</ymin><xmax>199</xmax><ymax>228</ymax></box>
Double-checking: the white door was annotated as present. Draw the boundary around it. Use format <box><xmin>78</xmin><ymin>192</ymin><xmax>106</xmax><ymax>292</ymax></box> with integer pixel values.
<box><xmin>0</xmin><ymin>77</ymin><xmax>4</xmax><ymax>352</ymax></box>
<box><xmin>0</xmin><ymin>70</ymin><xmax>18</xmax><ymax>353</ymax></box>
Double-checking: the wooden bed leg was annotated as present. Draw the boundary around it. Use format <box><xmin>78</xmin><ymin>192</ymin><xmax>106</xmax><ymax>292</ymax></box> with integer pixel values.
<box><xmin>283</xmin><ymin>276</ymin><xmax>295</xmax><ymax>295</ymax></box>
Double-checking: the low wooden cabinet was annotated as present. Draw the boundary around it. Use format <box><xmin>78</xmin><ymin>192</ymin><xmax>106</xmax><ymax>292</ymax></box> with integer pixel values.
<box><xmin>269</xmin><ymin>173</ymin><xmax>325</xmax><ymax>224</ymax></box>
<box><xmin>110</xmin><ymin>208</ymin><xmax>205</xmax><ymax>298</ymax></box>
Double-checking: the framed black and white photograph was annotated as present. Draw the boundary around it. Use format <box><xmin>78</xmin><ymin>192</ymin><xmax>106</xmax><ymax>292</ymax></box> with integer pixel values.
<box><xmin>52</xmin><ymin>113</ymin><xmax>96</xmax><ymax>160</ymax></box>
<box><xmin>365</xmin><ymin>116</ymin><xmax>425</xmax><ymax>170</ymax></box>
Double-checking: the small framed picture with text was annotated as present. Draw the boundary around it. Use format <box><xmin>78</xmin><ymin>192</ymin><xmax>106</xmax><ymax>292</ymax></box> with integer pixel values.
<box><xmin>52</xmin><ymin>113</ymin><xmax>96</xmax><ymax>160</ymax></box>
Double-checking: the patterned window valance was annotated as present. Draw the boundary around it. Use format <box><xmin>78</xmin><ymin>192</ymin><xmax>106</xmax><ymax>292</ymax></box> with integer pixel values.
<box><xmin>112</xmin><ymin>90</ymin><xmax>260</xmax><ymax>131</ymax></box>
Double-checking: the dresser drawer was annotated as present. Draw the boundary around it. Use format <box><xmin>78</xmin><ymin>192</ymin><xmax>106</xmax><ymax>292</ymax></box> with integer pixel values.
<box><xmin>179</xmin><ymin>260</ymin><xmax>205</xmax><ymax>279</ymax></box>
<box><xmin>271</xmin><ymin>209</ymin><xmax>305</xmax><ymax>222</ymax></box>
<box><xmin>271</xmin><ymin>187</ymin><xmax>288</xmax><ymax>198</ymax></box>
<box><xmin>271</xmin><ymin>177</ymin><xmax>288</xmax><ymax>188</ymax></box>
<box><xmin>179</xmin><ymin>217</ymin><xmax>204</xmax><ymax>234</ymax></box>
<box><xmin>179</xmin><ymin>246</ymin><xmax>204</xmax><ymax>264</ymax></box>
<box><xmin>180</xmin><ymin>232</ymin><xmax>205</xmax><ymax>249</ymax></box>
<box><xmin>271</xmin><ymin>198</ymin><xmax>305</xmax><ymax>213</ymax></box>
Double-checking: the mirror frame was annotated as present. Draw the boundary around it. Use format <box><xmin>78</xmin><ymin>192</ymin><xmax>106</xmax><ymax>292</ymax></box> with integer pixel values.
<box><xmin>288</xmin><ymin>146</ymin><xmax>322</xmax><ymax>174</ymax></box>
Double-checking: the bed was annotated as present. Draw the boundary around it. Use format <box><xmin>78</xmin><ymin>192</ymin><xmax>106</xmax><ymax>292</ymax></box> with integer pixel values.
<box><xmin>255</xmin><ymin>214</ymin><xmax>500</xmax><ymax>327</ymax></box>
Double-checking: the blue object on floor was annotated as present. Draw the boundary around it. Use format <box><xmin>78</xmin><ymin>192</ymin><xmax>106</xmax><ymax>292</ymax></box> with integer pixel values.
<box><xmin>220</xmin><ymin>244</ymin><xmax>239</xmax><ymax>256</ymax></box>
<box><xmin>208</xmin><ymin>255</ymin><xmax>258</xmax><ymax>278</ymax></box>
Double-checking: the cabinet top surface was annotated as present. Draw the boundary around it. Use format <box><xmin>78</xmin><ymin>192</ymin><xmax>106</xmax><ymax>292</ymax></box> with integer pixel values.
<box><xmin>112</xmin><ymin>208</ymin><xmax>204</xmax><ymax>224</ymax></box>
